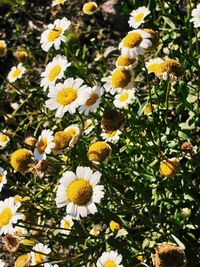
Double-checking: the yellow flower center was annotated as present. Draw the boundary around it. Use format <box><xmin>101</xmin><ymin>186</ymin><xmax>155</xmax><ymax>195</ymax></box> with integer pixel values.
<box><xmin>116</xmin><ymin>55</ymin><xmax>136</xmax><ymax>67</ymax></box>
<box><xmin>0</xmin><ymin>175</ymin><xmax>3</xmax><ymax>183</ymax></box>
<box><xmin>83</xmin><ymin>2</ymin><xmax>97</xmax><ymax>14</ymax></box>
<box><xmin>111</xmin><ymin>69</ymin><xmax>131</xmax><ymax>88</ymax></box>
<box><xmin>103</xmin><ymin>260</ymin><xmax>117</xmax><ymax>267</ymax></box>
<box><xmin>10</xmin><ymin>148</ymin><xmax>32</xmax><ymax>173</ymax></box>
<box><xmin>15</xmin><ymin>254</ymin><xmax>30</xmax><ymax>267</ymax></box>
<box><xmin>106</xmin><ymin>131</ymin><xmax>116</xmax><ymax>137</ymax></box>
<box><xmin>53</xmin><ymin>130</ymin><xmax>76</xmax><ymax>152</ymax></box>
<box><xmin>119</xmin><ymin>92</ymin><xmax>129</xmax><ymax>102</ymax></box>
<box><xmin>160</xmin><ymin>159</ymin><xmax>180</xmax><ymax>178</ymax></box>
<box><xmin>110</xmin><ymin>220</ymin><xmax>120</xmax><ymax>232</ymax></box>
<box><xmin>47</xmin><ymin>27</ymin><xmax>62</xmax><ymax>42</ymax></box>
<box><xmin>86</xmin><ymin>93</ymin><xmax>99</xmax><ymax>106</ymax></box>
<box><xmin>0</xmin><ymin>207</ymin><xmax>13</xmax><ymax>226</ymax></box>
<box><xmin>37</xmin><ymin>137</ymin><xmax>47</xmax><ymax>154</ymax></box>
<box><xmin>35</xmin><ymin>253</ymin><xmax>45</xmax><ymax>264</ymax></box>
<box><xmin>57</xmin><ymin>88</ymin><xmax>77</xmax><ymax>106</ymax></box>
<box><xmin>48</xmin><ymin>65</ymin><xmax>61</xmax><ymax>82</ymax></box>
<box><xmin>0</xmin><ymin>134</ymin><xmax>8</xmax><ymax>143</ymax></box>
<box><xmin>67</xmin><ymin>179</ymin><xmax>93</xmax><ymax>205</ymax></box>
<box><xmin>134</xmin><ymin>12</ymin><xmax>144</xmax><ymax>22</ymax></box>
<box><xmin>58</xmin><ymin>0</ymin><xmax>64</xmax><ymax>3</ymax></box>
<box><xmin>63</xmin><ymin>219</ymin><xmax>71</xmax><ymax>229</ymax></box>
<box><xmin>12</xmin><ymin>68</ymin><xmax>21</xmax><ymax>79</ymax></box>
<box><xmin>147</xmin><ymin>63</ymin><xmax>162</xmax><ymax>73</ymax></box>
<box><xmin>88</xmin><ymin>141</ymin><xmax>111</xmax><ymax>163</ymax></box>
<box><xmin>123</xmin><ymin>32</ymin><xmax>142</xmax><ymax>48</ymax></box>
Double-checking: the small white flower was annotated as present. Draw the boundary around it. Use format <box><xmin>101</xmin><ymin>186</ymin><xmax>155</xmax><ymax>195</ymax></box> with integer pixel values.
<box><xmin>40</xmin><ymin>17</ymin><xmax>71</xmax><ymax>52</ymax></box>
<box><xmin>52</xmin><ymin>0</ymin><xmax>67</xmax><ymax>7</ymax></box>
<box><xmin>34</xmin><ymin>129</ymin><xmax>55</xmax><ymax>160</ymax></box>
<box><xmin>0</xmin><ymin>132</ymin><xmax>10</xmax><ymax>148</ymax></box>
<box><xmin>7</xmin><ymin>63</ymin><xmax>26</xmax><ymax>83</ymax></box>
<box><xmin>31</xmin><ymin>243</ymin><xmax>51</xmax><ymax>266</ymax></box>
<box><xmin>0</xmin><ymin>259</ymin><xmax>5</xmax><ymax>267</ymax></box>
<box><xmin>45</xmin><ymin>78</ymin><xmax>89</xmax><ymax>118</ymax></box>
<box><xmin>56</xmin><ymin>166</ymin><xmax>104</xmax><ymax>219</ymax></box>
<box><xmin>0</xmin><ymin>197</ymin><xmax>23</xmax><ymax>236</ymax></box>
<box><xmin>89</xmin><ymin>224</ymin><xmax>101</xmax><ymax>236</ymax></box>
<box><xmin>101</xmin><ymin>130</ymin><xmax>121</xmax><ymax>144</ymax></box>
<box><xmin>190</xmin><ymin>4</ymin><xmax>200</xmax><ymax>28</ymax></box>
<box><xmin>84</xmin><ymin>119</ymin><xmax>95</xmax><ymax>135</ymax></box>
<box><xmin>0</xmin><ymin>167</ymin><xmax>7</xmax><ymax>192</ymax></box>
<box><xmin>128</xmin><ymin>6</ymin><xmax>150</xmax><ymax>29</ymax></box>
<box><xmin>145</xmin><ymin>58</ymin><xmax>164</xmax><ymax>74</ymax></box>
<box><xmin>79</xmin><ymin>86</ymin><xmax>104</xmax><ymax>115</ymax></box>
<box><xmin>97</xmin><ymin>251</ymin><xmax>123</xmax><ymax>267</ymax></box>
<box><xmin>60</xmin><ymin>215</ymin><xmax>74</xmax><ymax>235</ymax></box>
<box><xmin>113</xmin><ymin>89</ymin><xmax>135</xmax><ymax>109</ymax></box>
<box><xmin>40</xmin><ymin>55</ymin><xmax>71</xmax><ymax>91</ymax></box>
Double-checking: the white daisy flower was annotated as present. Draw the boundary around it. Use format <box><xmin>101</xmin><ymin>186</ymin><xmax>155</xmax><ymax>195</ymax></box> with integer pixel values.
<box><xmin>56</xmin><ymin>166</ymin><xmax>104</xmax><ymax>219</ymax></box>
<box><xmin>40</xmin><ymin>17</ymin><xmax>71</xmax><ymax>52</ymax></box>
<box><xmin>34</xmin><ymin>129</ymin><xmax>55</xmax><ymax>160</ymax></box>
<box><xmin>40</xmin><ymin>55</ymin><xmax>71</xmax><ymax>91</ymax></box>
<box><xmin>0</xmin><ymin>167</ymin><xmax>7</xmax><ymax>192</ymax></box>
<box><xmin>7</xmin><ymin>63</ymin><xmax>26</xmax><ymax>83</ymax></box>
<box><xmin>60</xmin><ymin>215</ymin><xmax>74</xmax><ymax>235</ymax></box>
<box><xmin>97</xmin><ymin>251</ymin><xmax>123</xmax><ymax>267</ymax></box>
<box><xmin>101</xmin><ymin>130</ymin><xmax>121</xmax><ymax>144</ymax></box>
<box><xmin>84</xmin><ymin>119</ymin><xmax>95</xmax><ymax>135</ymax></box>
<box><xmin>0</xmin><ymin>197</ymin><xmax>23</xmax><ymax>236</ymax></box>
<box><xmin>79</xmin><ymin>86</ymin><xmax>104</xmax><ymax>115</ymax></box>
<box><xmin>52</xmin><ymin>0</ymin><xmax>67</xmax><ymax>7</ymax></box>
<box><xmin>190</xmin><ymin>4</ymin><xmax>200</xmax><ymax>28</ymax></box>
<box><xmin>145</xmin><ymin>58</ymin><xmax>164</xmax><ymax>74</ymax></box>
<box><xmin>119</xmin><ymin>29</ymin><xmax>152</xmax><ymax>58</ymax></box>
<box><xmin>102</xmin><ymin>68</ymin><xmax>134</xmax><ymax>95</ymax></box>
<box><xmin>0</xmin><ymin>259</ymin><xmax>5</xmax><ymax>267</ymax></box>
<box><xmin>31</xmin><ymin>243</ymin><xmax>51</xmax><ymax>266</ymax></box>
<box><xmin>45</xmin><ymin>78</ymin><xmax>89</xmax><ymax>118</ymax></box>
<box><xmin>113</xmin><ymin>89</ymin><xmax>135</xmax><ymax>109</ymax></box>
<box><xmin>89</xmin><ymin>224</ymin><xmax>101</xmax><ymax>236</ymax></box>
<box><xmin>0</xmin><ymin>132</ymin><xmax>10</xmax><ymax>148</ymax></box>
<box><xmin>128</xmin><ymin>6</ymin><xmax>150</xmax><ymax>29</ymax></box>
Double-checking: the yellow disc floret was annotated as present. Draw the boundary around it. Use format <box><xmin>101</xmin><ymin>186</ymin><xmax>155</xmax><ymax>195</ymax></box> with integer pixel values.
<box><xmin>10</xmin><ymin>148</ymin><xmax>32</xmax><ymax>173</ymax></box>
<box><xmin>87</xmin><ymin>141</ymin><xmax>111</xmax><ymax>164</ymax></box>
<box><xmin>48</xmin><ymin>65</ymin><xmax>61</xmax><ymax>82</ymax></box>
<box><xmin>35</xmin><ymin>253</ymin><xmax>45</xmax><ymax>264</ymax></box>
<box><xmin>0</xmin><ymin>134</ymin><xmax>8</xmax><ymax>143</ymax></box>
<box><xmin>0</xmin><ymin>207</ymin><xmax>12</xmax><ymax>226</ymax></box>
<box><xmin>12</xmin><ymin>68</ymin><xmax>21</xmax><ymax>79</ymax></box>
<box><xmin>109</xmin><ymin>220</ymin><xmax>121</xmax><ymax>232</ymax></box>
<box><xmin>134</xmin><ymin>13</ymin><xmax>144</xmax><ymax>22</ymax></box>
<box><xmin>47</xmin><ymin>27</ymin><xmax>62</xmax><ymax>42</ymax></box>
<box><xmin>123</xmin><ymin>32</ymin><xmax>142</xmax><ymax>48</ymax></box>
<box><xmin>103</xmin><ymin>261</ymin><xmax>117</xmax><ymax>267</ymax></box>
<box><xmin>57</xmin><ymin>88</ymin><xmax>77</xmax><ymax>106</ymax></box>
<box><xmin>111</xmin><ymin>69</ymin><xmax>132</xmax><ymax>88</ymax></box>
<box><xmin>116</xmin><ymin>55</ymin><xmax>137</xmax><ymax>67</ymax></box>
<box><xmin>159</xmin><ymin>158</ymin><xmax>180</xmax><ymax>178</ymax></box>
<box><xmin>83</xmin><ymin>2</ymin><xmax>98</xmax><ymax>15</ymax></box>
<box><xmin>37</xmin><ymin>138</ymin><xmax>47</xmax><ymax>154</ymax></box>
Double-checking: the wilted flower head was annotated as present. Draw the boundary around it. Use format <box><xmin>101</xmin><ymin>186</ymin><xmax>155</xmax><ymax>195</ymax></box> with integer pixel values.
<box><xmin>101</xmin><ymin>109</ymin><xmax>125</xmax><ymax>131</ymax></box>
<box><xmin>158</xmin><ymin>59</ymin><xmax>183</xmax><ymax>81</ymax></box>
<box><xmin>3</xmin><ymin>233</ymin><xmax>21</xmax><ymax>253</ymax></box>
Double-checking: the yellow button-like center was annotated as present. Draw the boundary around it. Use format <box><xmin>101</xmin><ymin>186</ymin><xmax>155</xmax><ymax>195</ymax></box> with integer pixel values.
<box><xmin>0</xmin><ymin>207</ymin><xmax>12</xmax><ymax>227</ymax></box>
<box><xmin>0</xmin><ymin>134</ymin><xmax>8</xmax><ymax>142</ymax></box>
<box><xmin>48</xmin><ymin>65</ymin><xmax>61</xmax><ymax>82</ymax></box>
<box><xmin>47</xmin><ymin>27</ymin><xmax>62</xmax><ymax>42</ymax></box>
<box><xmin>123</xmin><ymin>32</ymin><xmax>142</xmax><ymax>48</ymax></box>
<box><xmin>37</xmin><ymin>137</ymin><xmax>47</xmax><ymax>154</ymax></box>
<box><xmin>119</xmin><ymin>92</ymin><xmax>129</xmax><ymax>102</ymax></box>
<box><xmin>67</xmin><ymin>179</ymin><xmax>93</xmax><ymax>205</ymax></box>
<box><xmin>86</xmin><ymin>93</ymin><xmax>99</xmax><ymax>106</ymax></box>
<box><xmin>53</xmin><ymin>130</ymin><xmax>76</xmax><ymax>151</ymax></box>
<box><xmin>116</xmin><ymin>55</ymin><xmax>136</xmax><ymax>66</ymax></box>
<box><xmin>57</xmin><ymin>88</ymin><xmax>77</xmax><ymax>106</ymax></box>
<box><xmin>88</xmin><ymin>141</ymin><xmax>111</xmax><ymax>163</ymax></box>
<box><xmin>111</xmin><ymin>69</ymin><xmax>131</xmax><ymax>88</ymax></box>
<box><xmin>147</xmin><ymin>63</ymin><xmax>162</xmax><ymax>74</ymax></box>
<box><xmin>83</xmin><ymin>2</ymin><xmax>97</xmax><ymax>13</ymax></box>
<box><xmin>12</xmin><ymin>68</ymin><xmax>21</xmax><ymax>79</ymax></box>
<box><xmin>134</xmin><ymin>12</ymin><xmax>144</xmax><ymax>22</ymax></box>
<box><xmin>63</xmin><ymin>219</ymin><xmax>71</xmax><ymax>229</ymax></box>
<box><xmin>35</xmin><ymin>253</ymin><xmax>45</xmax><ymax>264</ymax></box>
<box><xmin>106</xmin><ymin>131</ymin><xmax>116</xmax><ymax>137</ymax></box>
<box><xmin>103</xmin><ymin>260</ymin><xmax>117</xmax><ymax>267</ymax></box>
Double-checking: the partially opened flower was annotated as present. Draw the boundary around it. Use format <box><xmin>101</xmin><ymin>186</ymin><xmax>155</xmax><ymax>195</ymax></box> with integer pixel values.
<box><xmin>56</xmin><ymin>166</ymin><xmax>104</xmax><ymax>218</ymax></box>
<box><xmin>113</xmin><ymin>89</ymin><xmax>135</xmax><ymax>109</ymax></box>
<box><xmin>145</xmin><ymin>58</ymin><xmax>163</xmax><ymax>74</ymax></box>
<box><xmin>0</xmin><ymin>132</ymin><xmax>10</xmax><ymax>148</ymax></box>
<box><xmin>7</xmin><ymin>63</ymin><xmax>26</xmax><ymax>83</ymax></box>
<box><xmin>97</xmin><ymin>251</ymin><xmax>123</xmax><ymax>267</ymax></box>
<box><xmin>34</xmin><ymin>129</ymin><xmax>55</xmax><ymax>160</ymax></box>
<box><xmin>128</xmin><ymin>6</ymin><xmax>150</xmax><ymax>29</ymax></box>
<box><xmin>83</xmin><ymin>2</ymin><xmax>98</xmax><ymax>15</ymax></box>
<box><xmin>101</xmin><ymin>130</ymin><xmax>121</xmax><ymax>144</ymax></box>
<box><xmin>40</xmin><ymin>17</ymin><xmax>71</xmax><ymax>52</ymax></box>
<box><xmin>0</xmin><ymin>167</ymin><xmax>7</xmax><ymax>192</ymax></box>
<box><xmin>190</xmin><ymin>4</ymin><xmax>200</xmax><ymax>28</ymax></box>
<box><xmin>40</xmin><ymin>55</ymin><xmax>71</xmax><ymax>91</ymax></box>
<box><xmin>116</xmin><ymin>55</ymin><xmax>138</xmax><ymax>69</ymax></box>
<box><xmin>52</xmin><ymin>0</ymin><xmax>67</xmax><ymax>7</ymax></box>
<box><xmin>31</xmin><ymin>243</ymin><xmax>51</xmax><ymax>266</ymax></box>
<box><xmin>10</xmin><ymin>148</ymin><xmax>33</xmax><ymax>173</ymax></box>
<box><xmin>60</xmin><ymin>215</ymin><xmax>74</xmax><ymax>235</ymax></box>
<box><xmin>87</xmin><ymin>141</ymin><xmax>112</xmax><ymax>164</ymax></box>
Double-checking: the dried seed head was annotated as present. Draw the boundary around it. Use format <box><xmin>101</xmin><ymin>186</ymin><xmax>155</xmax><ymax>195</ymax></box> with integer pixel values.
<box><xmin>101</xmin><ymin>109</ymin><xmax>125</xmax><ymax>131</ymax></box>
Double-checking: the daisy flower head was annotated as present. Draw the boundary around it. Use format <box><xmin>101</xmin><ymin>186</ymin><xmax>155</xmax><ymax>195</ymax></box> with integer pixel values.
<box><xmin>101</xmin><ymin>130</ymin><xmax>121</xmax><ymax>144</ymax></box>
<box><xmin>113</xmin><ymin>89</ymin><xmax>135</xmax><ymax>109</ymax></box>
<box><xmin>87</xmin><ymin>141</ymin><xmax>112</xmax><ymax>164</ymax></box>
<box><xmin>60</xmin><ymin>215</ymin><xmax>74</xmax><ymax>235</ymax></box>
<box><xmin>31</xmin><ymin>243</ymin><xmax>51</xmax><ymax>266</ymax></box>
<box><xmin>128</xmin><ymin>6</ymin><xmax>150</xmax><ymax>29</ymax></box>
<box><xmin>190</xmin><ymin>4</ymin><xmax>200</xmax><ymax>28</ymax></box>
<box><xmin>45</xmin><ymin>78</ymin><xmax>89</xmax><ymax>118</ymax></box>
<box><xmin>0</xmin><ymin>197</ymin><xmax>23</xmax><ymax>236</ymax></box>
<box><xmin>0</xmin><ymin>167</ymin><xmax>7</xmax><ymax>192</ymax></box>
<box><xmin>89</xmin><ymin>224</ymin><xmax>101</xmax><ymax>236</ymax></box>
<box><xmin>84</xmin><ymin>119</ymin><xmax>95</xmax><ymax>135</ymax></box>
<box><xmin>158</xmin><ymin>58</ymin><xmax>183</xmax><ymax>81</ymax></box>
<box><xmin>56</xmin><ymin>166</ymin><xmax>104</xmax><ymax>218</ymax></box>
<box><xmin>97</xmin><ymin>251</ymin><xmax>123</xmax><ymax>267</ymax></box>
<box><xmin>79</xmin><ymin>86</ymin><xmax>104</xmax><ymax>115</ymax></box>
<box><xmin>145</xmin><ymin>58</ymin><xmax>163</xmax><ymax>74</ymax></box>
<box><xmin>34</xmin><ymin>129</ymin><xmax>55</xmax><ymax>161</ymax></box>
<box><xmin>10</xmin><ymin>148</ymin><xmax>33</xmax><ymax>173</ymax></box>
<box><xmin>102</xmin><ymin>68</ymin><xmax>134</xmax><ymax>95</ymax></box>
<box><xmin>0</xmin><ymin>40</ymin><xmax>7</xmax><ymax>57</ymax></box>
<box><xmin>83</xmin><ymin>2</ymin><xmax>98</xmax><ymax>15</ymax></box>
<box><xmin>40</xmin><ymin>55</ymin><xmax>71</xmax><ymax>91</ymax></box>
<box><xmin>40</xmin><ymin>17</ymin><xmax>71</xmax><ymax>52</ymax></box>
<box><xmin>116</xmin><ymin>55</ymin><xmax>138</xmax><ymax>70</ymax></box>
<box><xmin>119</xmin><ymin>29</ymin><xmax>152</xmax><ymax>58</ymax></box>
<box><xmin>0</xmin><ymin>259</ymin><xmax>5</xmax><ymax>267</ymax></box>
<box><xmin>7</xmin><ymin>63</ymin><xmax>26</xmax><ymax>83</ymax></box>
<box><xmin>0</xmin><ymin>132</ymin><xmax>10</xmax><ymax>148</ymax></box>
<box><xmin>52</xmin><ymin>0</ymin><xmax>67</xmax><ymax>7</ymax></box>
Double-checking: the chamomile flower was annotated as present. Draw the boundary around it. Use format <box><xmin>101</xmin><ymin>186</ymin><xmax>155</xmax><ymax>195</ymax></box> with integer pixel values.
<box><xmin>0</xmin><ymin>167</ymin><xmax>7</xmax><ymax>192</ymax></box>
<box><xmin>190</xmin><ymin>4</ymin><xmax>200</xmax><ymax>28</ymax></box>
<box><xmin>84</xmin><ymin>119</ymin><xmax>95</xmax><ymax>135</ymax></box>
<box><xmin>97</xmin><ymin>251</ymin><xmax>123</xmax><ymax>267</ymax></box>
<box><xmin>45</xmin><ymin>78</ymin><xmax>89</xmax><ymax>118</ymax></box>
<box><xmin>56</xmin><ymin>166</ymin><xmax>104</xmax><ymax>218</ymax></box>
<box><xmin>119</xmin><ymin>29</ymin><xmax>152</xmax><ymax>58</ymax></box>
<box><xmin>145</xmin><ymin>58</ymin><xmax>163</xmax><ymax>74</ymax></box>
<box><xmin>34</xmin><ymin>129</ymin><xmax>55</xmax><ymax>160</ymax></box>
<box><xmin>102</xmin><ymin>68</ymin><xmax>134</xmax><ymax>95</ymax></box>
<box><xmin>40</xmin><ymin>55</ymin><xmax>71</xmax><ymax>91</ymax></box>
<box><xmin>0</xmin><ymin>132</ymin><xmax>10</xmax><ymax>148</ymax></box>
<box><xmin>40</xmin><ymin>17</ymin><xmax>71</xmax><ymax>52</ymax></box>
<box><xmin>60</xmin><ymin>215</ymin><xmax>74</xmax><ymax>235</ymax></box>
<box><xmin>79</xmin><ymin>86</ymin><xmax>104</xmax><ymax>115</ymax></box>
<box><xmin>128</xmin><ymin>6</ymin><xmax>150</xmax><ymax>29</ymax></box>
<box><xmin>113</xmin><ymin>89</ymin><xmax>135</xmax><ymax>109</ymax></box>
<box><xmin>89</xmin><ymin>224</ymin><xmax>101</xmax><ymax>236</ymax></box>
<box><xmin>31</xmin><ymin>243</ymin><xmax>51</xmax><ymax>266</ymax></box>
<box><xmin>0</xmin><ymin>197</ymin><xmax>23</xmax><ymax>235</ymax></box>
<box><xmin>101</xmin><ymin>130</ymin><xmax>121</xmax><ymax>144</ymax></box>
<box><xmin>7</xmin><ymin>63</ymin><xmax>26</xmax><ymax>83</ymax></box>
<box><xmin>0</xmin><ymin>259</ymin><xmax>5</xmax><ymax>267</ymax></box>
<box><xmin>52</xmin><ymin>0</ymin><xmax>67</xmax><ymax>7</ymax></box>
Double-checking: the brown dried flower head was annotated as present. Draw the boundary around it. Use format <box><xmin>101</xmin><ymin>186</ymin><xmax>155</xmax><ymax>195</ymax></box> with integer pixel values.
<box><xmin>3</xmin><ymin>234</ymin><xmax>21</xmax><ymax>253</ymax></box>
